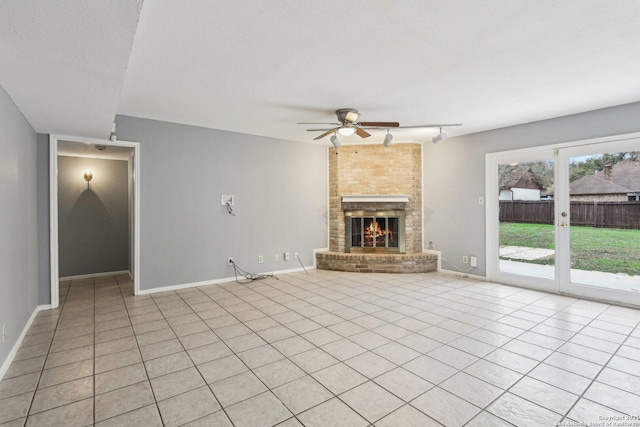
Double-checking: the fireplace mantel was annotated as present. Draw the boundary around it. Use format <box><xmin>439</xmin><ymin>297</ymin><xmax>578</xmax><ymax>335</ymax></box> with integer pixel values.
<box><xmin>341</xmin><ymin>195</ymin><xmax>410</xmax><ymax>203</ymax></box>
<box><xmin>341</xmin><ymin>195</ymin><xmax>409</xmax><ymax>213</ymax></box>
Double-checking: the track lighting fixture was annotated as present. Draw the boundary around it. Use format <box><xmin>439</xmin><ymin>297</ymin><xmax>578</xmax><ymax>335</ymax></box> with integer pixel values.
<box><xmin>432</xmin><ymin>127</ymin><xmax>447</xmax><ymax>144</ymax></box>
<box><xmin>383</xmin><ymin>130</ymin><xmax>393</xmax><ymax>147</ymax></box>
<box><xmin>330</xmin><ymin>134</ymin><xmax>341</xmax><ymax>148</ymax></box>
<box><xmin>110</xmin><ymin>123</ymin><xmax>117</xmax><ymax>142</ymax></box>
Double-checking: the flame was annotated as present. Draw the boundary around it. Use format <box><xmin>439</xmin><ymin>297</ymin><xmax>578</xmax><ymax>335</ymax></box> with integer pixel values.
<box><xmin>365</xmin><ymin>220</ymin><xmax>394</xmax><ymax>242</ymax></box>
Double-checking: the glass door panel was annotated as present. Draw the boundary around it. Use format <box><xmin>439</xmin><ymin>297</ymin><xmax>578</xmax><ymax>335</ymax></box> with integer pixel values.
<box><xmin>497</xmin><ymin>160</ymin><xmax>556</xmax><ymax>280</ymax></box>
<box><xmin>558</xmin><ymin>140</ymin><xmax>640</xmax><ymax>302</ymax></box>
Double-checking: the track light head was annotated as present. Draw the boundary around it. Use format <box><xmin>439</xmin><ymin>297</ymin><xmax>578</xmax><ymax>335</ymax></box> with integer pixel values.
<box><xmin>432</xmin><ymin>128</ymin><xmax>447</xmax><ymax>144</ymax></box>
<box><xmin>383</xmin><ymin>132</ymin><xmax>393</xmax><ymax>147</ymax></box>
<box><xmin>330</xmin><ymin>134</ymin><xmax>341</xmax><ymax>148</ymax></box>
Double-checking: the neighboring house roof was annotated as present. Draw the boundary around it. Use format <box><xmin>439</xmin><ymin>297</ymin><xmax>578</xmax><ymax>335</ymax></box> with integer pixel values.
<box><xmin>570</xmin><ymin>160</ymin><xmax>640</xmax><ymax>195</ymax></box>
<box><xmin>570</xmin><ymin>174</ymin><xmax>631</xmax><ymax>195</ymax></box>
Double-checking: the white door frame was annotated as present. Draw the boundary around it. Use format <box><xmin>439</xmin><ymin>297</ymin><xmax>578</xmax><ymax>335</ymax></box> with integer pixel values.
<box><xmin>49</xmin><ymin>135</ymin><xmax>141</xmax><ymax>308</ymax></box>
<box><xmin>486</xmin><ymin>131</ymin><xmax>640</xmax><ymax>304</ymax></box>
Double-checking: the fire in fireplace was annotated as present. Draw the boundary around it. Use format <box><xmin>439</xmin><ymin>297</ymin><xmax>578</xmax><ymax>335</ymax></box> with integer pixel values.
<box><xmin>345</xmin><ymin>210</ymin><xmax>406</xmax><ymax>253</ymax></box>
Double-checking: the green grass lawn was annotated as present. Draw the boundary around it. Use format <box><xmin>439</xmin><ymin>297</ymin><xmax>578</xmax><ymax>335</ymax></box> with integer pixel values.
<box><xmin>500</xmin><ymin>222</ymin><xmax>640</xmax><ymax>276</ymax></box>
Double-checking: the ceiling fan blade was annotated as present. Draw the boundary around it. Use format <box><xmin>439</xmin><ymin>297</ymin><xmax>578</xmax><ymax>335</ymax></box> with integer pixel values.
<box><xmin>359</xmin><ymin>122</ymin><xmax>400</xmax><ymax>127</ymax></box>
<box><xmin>355</xmin><ymin>127</ymin><xmax>371</xmax><ymax>138</ymax></box>
<box><xmin>297</xmin><ymin>122</ymin><xmax>340</xmax><ymax>125</ymax></box>
<box><xmin>313</xmin><ymin>129</ymin><xmax>338</xmax><ymax>140</ymax></box>
<box><xmin>395</xmin><ymin>123</ymin><xmax>463</xmax><ymax>129</ymax></box>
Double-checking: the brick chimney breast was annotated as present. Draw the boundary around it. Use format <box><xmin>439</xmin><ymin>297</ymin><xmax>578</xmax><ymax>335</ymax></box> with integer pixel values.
<box><xmin>603</xmin><ymin>164</ymin><xmax>613</xmax><ymax>181</ymax></box>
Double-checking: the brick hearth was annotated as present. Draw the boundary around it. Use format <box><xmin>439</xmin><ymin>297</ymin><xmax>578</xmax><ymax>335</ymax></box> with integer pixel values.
<box><xmin>316</xmin><ymin>252</ymin><xmax>438</xmax><ymax>273</ymax></box>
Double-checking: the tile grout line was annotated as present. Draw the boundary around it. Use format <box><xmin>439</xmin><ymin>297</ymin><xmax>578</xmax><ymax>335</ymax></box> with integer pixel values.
<box><xmin>469</xmin><ymin>298</ymin><xmax>637</xmax><ymax>425</ymax></box>
<box><xmin>93</xmin><ymin>276</ymin><xmax>97</xmax><ymax>426</ymax></box>
<box><xmin>558</xmin><ymin>317</ymin><xmax>640</xmax><ymax>423</ymax></box>
<box><xmin>109</xmin><ymin>273</ymin><xmax>164</xmax><ymax>425</ymax></box>
<box><xmin>192</xmin><ymin>276</ymin><xmax>395</xmax><ymax>424</ymax></box>
<box><xmin>462</xmin><ymin>295</ymin><xmax>605</xmax><ymax>425</ymax></box>
<box><xmin>149</xmin><ymin>286</ymin><xmax>236</xmax><ymax>426</ymax></box>
<box><xmin>21</xmin><ymin>278</ymin><xmax>70</xmax><ymax>424</ymax></box>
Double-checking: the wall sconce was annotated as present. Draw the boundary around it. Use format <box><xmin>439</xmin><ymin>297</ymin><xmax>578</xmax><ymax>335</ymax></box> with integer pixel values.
<box><xmin>83</xmin><ymin>171</ymin><xmax>93</xmax><ymax>189</ymax></box>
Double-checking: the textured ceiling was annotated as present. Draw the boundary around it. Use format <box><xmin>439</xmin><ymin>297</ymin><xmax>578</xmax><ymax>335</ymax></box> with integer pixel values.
<box><xmin>0</xmin><ymin>0</ymin><xmax>142</xmax><ymax>139</ymax></box>
<box><xmin>2</xmin><ymin>1</ymin><xmax>640</xmax><ymax>143</ymax></box>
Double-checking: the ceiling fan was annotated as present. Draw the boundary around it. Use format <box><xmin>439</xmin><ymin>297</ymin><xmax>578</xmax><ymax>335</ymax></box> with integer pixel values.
<box><xmin>298</xmin><ymin>108</ymin><xmax>462</xmax><ymax>141</ymax></box>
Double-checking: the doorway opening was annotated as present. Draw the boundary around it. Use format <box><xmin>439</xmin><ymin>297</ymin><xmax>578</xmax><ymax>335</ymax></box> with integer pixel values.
<box><xmin>50</xmin><ymin>135</ymin><xmax>140</xmax><ymax>308</ymax></box>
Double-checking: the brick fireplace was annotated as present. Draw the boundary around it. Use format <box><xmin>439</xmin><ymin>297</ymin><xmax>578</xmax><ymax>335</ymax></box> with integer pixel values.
<box><xmin>316</xmin><ymin>143</ymin><xmax>437</xmax><ymax>273</ymax></box>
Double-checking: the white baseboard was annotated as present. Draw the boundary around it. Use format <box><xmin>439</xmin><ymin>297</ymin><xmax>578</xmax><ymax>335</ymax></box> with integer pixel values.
<box><xmin>137</xmin><ymin>276</ymin><xmax>239</xmax><ymax>295</ymax></box>
<box><xmin>59</xmin><ymin>270</ymin><xmax>130</xmax><ymax>281</ymax></box>
<box><xmin>138</xmin><ymin>264</ymin><xmax>317</xmax><ymax>296</ymax></box>
<box><xmin>438</xmin><ymin>268</ymin><xmax>487</xmax><ymax>281</ymax></box>
<box><xmin>0</xmin><ymin>305</ymin><xmax>48</xmax><ymax>383</ymax></box>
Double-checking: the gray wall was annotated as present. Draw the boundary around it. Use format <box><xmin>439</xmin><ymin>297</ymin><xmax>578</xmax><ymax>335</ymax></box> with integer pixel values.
<box><xmin>0</xmin><ymin>85</ymin><xmax>39</xmax><ymax>369</ymax></box>
<box><xmin>115</xmin><ymin>115</ymin><xmax>328</xmax><ymax>291</ymax></box>
<box><xmin>423</xmin><ymin>101</ymin><xmax>640</xmax><ymax>277</ymax></box>
<box><xmin>36</xmin><ymin>134</ymin><xmax>50</xmax><ymax>304</ymax></box>
<box><xmin>58</xmin><ymin>156</ymin><xmax>130</xmax><ymax>277</ymax></box>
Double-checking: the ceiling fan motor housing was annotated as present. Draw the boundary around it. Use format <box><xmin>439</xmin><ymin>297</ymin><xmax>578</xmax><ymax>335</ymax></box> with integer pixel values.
<box><xmin>336</xmin><ymin>108</ymin><xmax>360</xmax><ymax>124</ymax></box>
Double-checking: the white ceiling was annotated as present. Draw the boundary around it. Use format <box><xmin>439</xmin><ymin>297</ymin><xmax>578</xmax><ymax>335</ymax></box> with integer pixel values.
<box><xmin>2</xmin><ymin>1</ymin><xmax>640</xmax><ymax>144</ymax></box>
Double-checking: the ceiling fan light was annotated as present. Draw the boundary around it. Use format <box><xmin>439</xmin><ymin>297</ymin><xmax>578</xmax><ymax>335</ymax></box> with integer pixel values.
<box><xmin>432</xmin><ymin>131</ymin><xmax>448</xmax><ymax>144</ymax></box>
<box><xmin>337</xmin><ymin>126</ymin><xmax>356</xmax><ymax>136</ymax></box>
<box><xmin>330</xmin><ymin>134</ymin><xmax>341</xmax><ymax>148</ymax></box>
<box><xmin>383</xmin><ymin>132</ymin><xmax>393</xmax><ymax>147</ymax></box>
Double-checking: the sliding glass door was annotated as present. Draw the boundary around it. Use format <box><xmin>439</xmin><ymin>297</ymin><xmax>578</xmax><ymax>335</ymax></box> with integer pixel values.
<box><xmin>487</xmin><ymin>135</ymin><xmax>640</xmax><ymax>306</ymax></box>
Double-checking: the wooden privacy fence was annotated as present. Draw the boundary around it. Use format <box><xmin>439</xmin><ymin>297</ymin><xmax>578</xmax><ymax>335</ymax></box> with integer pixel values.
<box><xmin>499</xmin><ymin>201</ymin><xmax>640</xmax><ymax>229</ymax></box>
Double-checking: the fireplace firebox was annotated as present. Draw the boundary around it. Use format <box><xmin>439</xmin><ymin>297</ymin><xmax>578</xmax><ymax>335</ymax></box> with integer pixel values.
<box><xmin>345</xmin><ymin>210</ymin><xmax>405</xmax><ymax>253</ymax></box>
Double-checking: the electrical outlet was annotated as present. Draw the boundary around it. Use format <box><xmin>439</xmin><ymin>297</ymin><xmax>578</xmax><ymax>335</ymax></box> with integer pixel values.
<box><xmin>221</xmin><ymin>195</ymin><xmax>234</xmax><ymax>205</ymax></box>
<box><xmin>284</xmin><ymin>252</ymin><xmax>290</xmax><ymax>261</ymax></box>
<box><xmin>274</xmin><ymin>254</ymin><xmax>278</xmax><ymax>262</ymax></box>
<box><xmin>227</xmin><ymin>257</ymin><xmax>234</xmax><ymax>265</ymax></box>
<box><xmin>470</xmin><ymin>256</ymin><xmax>478</xmax><ymax>268</ymax></box>
<box><xmin>462</xmin><ymin>255</ymin><xmax>469</xmax><ymax>264</ymax></box>
<box><xmin>294</xmin><ymin>252</ymin><xmax>299</xmax><ymax>259</ymax></box>
<box><xmin>258</xmin><ymin>255</ymin><xmax>263</xmax><ymax>264</ymax></box>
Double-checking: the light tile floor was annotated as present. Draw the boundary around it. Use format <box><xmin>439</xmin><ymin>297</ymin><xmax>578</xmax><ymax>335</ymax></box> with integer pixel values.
<box><xmin>1</xmin><ymin>271</ymin><xmax>640</xmax><ymax>426</ymax></box>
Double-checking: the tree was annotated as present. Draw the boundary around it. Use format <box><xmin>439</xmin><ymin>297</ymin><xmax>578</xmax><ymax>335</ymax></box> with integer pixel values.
<box><xmin>498</xmin><ymin>161</ymin><xmax>554</xmax><ymax>193</ymax></box>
